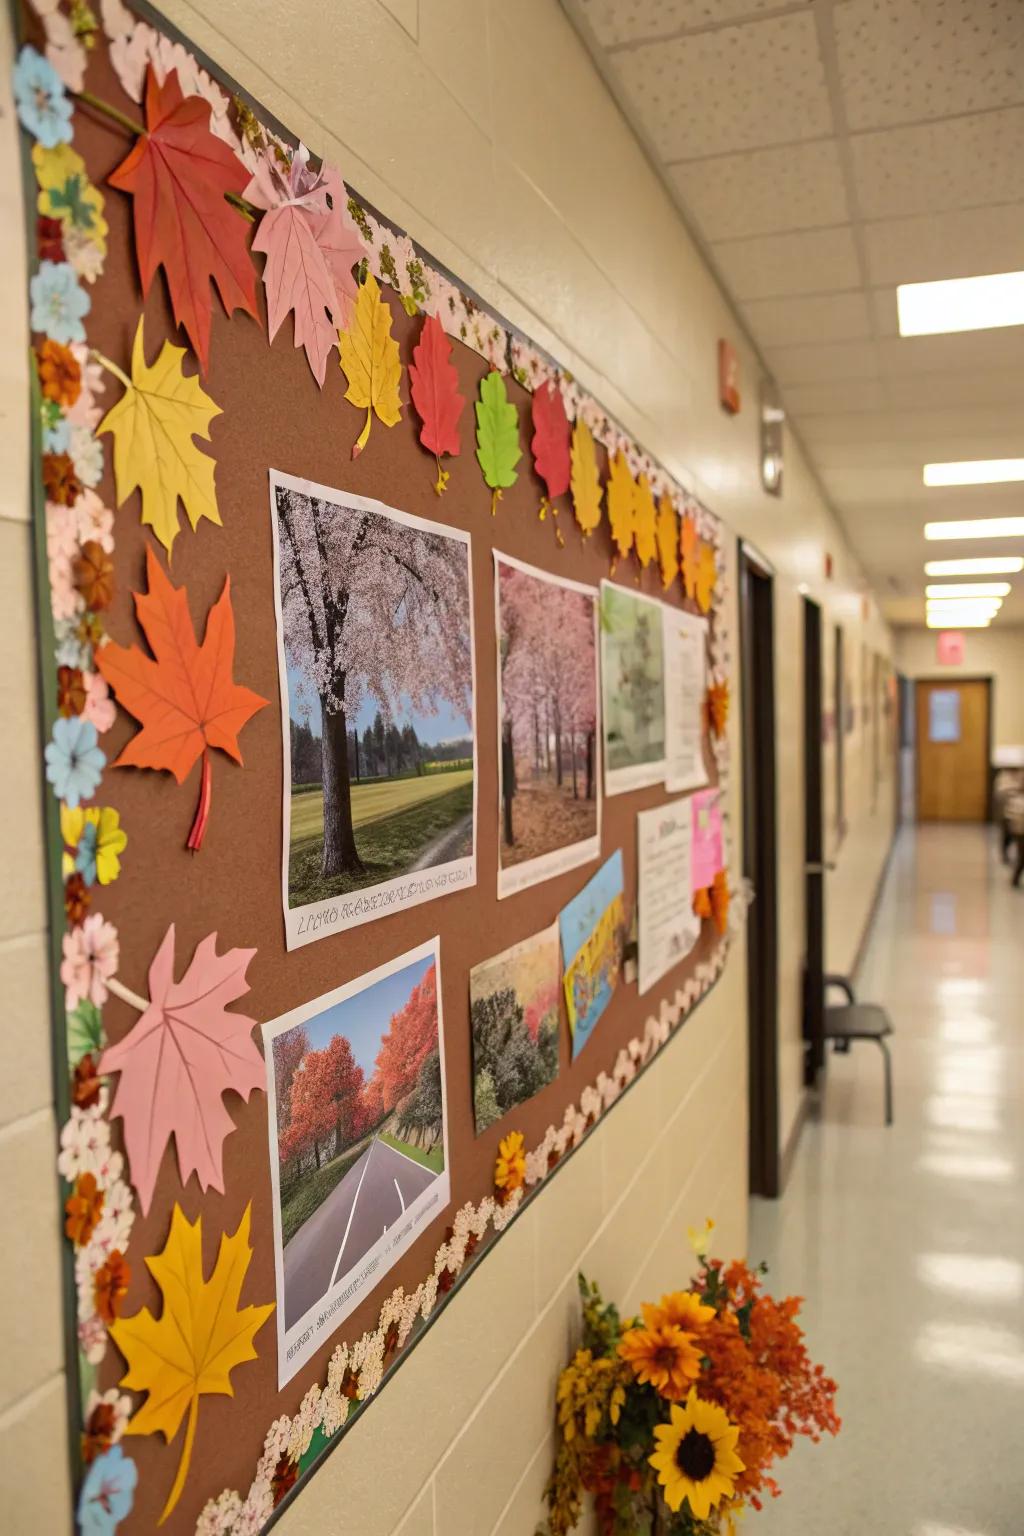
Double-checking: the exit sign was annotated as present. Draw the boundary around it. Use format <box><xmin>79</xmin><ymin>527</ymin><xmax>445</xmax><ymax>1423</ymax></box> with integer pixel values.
<box><xmin>936</xmin><ymin>630</ymin><xmax>965</xmax><ymax>665</ymax></box>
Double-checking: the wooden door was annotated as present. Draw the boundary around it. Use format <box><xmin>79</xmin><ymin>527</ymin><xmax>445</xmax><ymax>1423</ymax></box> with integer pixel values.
<box><xmin>915</xmin><ymin>679</ymin><xmax>990</xmax><ymax>821</ymax></box>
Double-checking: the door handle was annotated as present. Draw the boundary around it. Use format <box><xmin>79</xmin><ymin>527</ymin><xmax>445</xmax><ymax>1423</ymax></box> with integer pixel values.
<box><xmin>805</xmin><ymin>861</ymin><xmax>836</xmax><ymax>874</ymax></box>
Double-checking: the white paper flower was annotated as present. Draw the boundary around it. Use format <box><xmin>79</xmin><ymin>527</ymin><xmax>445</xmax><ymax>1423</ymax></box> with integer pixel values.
<box><xmin>196</xmin><ymin>1489</ymin><xmax>244</xmax><ymax>1536</ymax></box>
<box><xmin>69</xmin><ymin>425</ymin><xmax>104</xmax><ymax>488</ymax></box>
<box><xmin>57</xmin><ymin>1103</ymin><xmax>111</xmax><ymax>1182</ymax></box>
<box><xmin>78</xmin><ymin>1310</ymin><xmax>107</xmax><ymax>1364</ymax></box>
<box><xmin>84</xmin><ymin>1387</ymin><xmax>133</xmax><ymax>1446</ymax></box>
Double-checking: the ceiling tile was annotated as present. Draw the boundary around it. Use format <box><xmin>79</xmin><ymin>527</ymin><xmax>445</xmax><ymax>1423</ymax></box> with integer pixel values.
<box><xmin>781</xmin><ymin>378</ymin><xmax>889</xmax><ymax>415</ymax></box>
<box><xmin>862</xmin><ymin>204</ymin><xmax>1024</xmax><ymax>286</ymax></box>
<box><xmin>617</xmin><ymin>13</ymin><xmax>832</xmax><ymax>161</ymax></box>
<box><xmin>834</xmin><ymin>0</ymin><xmax>1024</xmax><ymax>132</ymax></box>
<box><xmin>876</xmin><ymin>325</ymin><xmax>1024</xmax><ymax>377</ymax></box>
<box><xmin>871</xmin><ymin>287</ymin><xmax>899</xmax><ymax>337</ymax></box>
<box><xmin>849</xmin><ymin>108</ymin><xmax>1024</xmax><ymax>219</ymax></box>
<box><xmin>712</xmin><ymin>226</ymin><xmax>861</xmax><ymax>299</ymax></box>
<box><xmin>576</xmin><ymin>0</ymin><xmax>782</xmax><ymax>47</ymax></box>
<box><xmin>798</xmin><ymin>406</ymin><xmax>1024</xmax><ymax>447</ymax></box>
<box><xmin>670</xmin><ymin>140</ymin><xmax>850</xmax><ymax>240</ymax></box>
<box><xmin>884</xmin><ymin>367</ymin><xmax>1024</xmax><ymax>410</ymax></box>
<box><xmin>766</xmin><ymin>339</ymin><xmax>880</xmax><ymax>385</ymax></box>
<box><xmin>742</xmin><ymin>290</ymin><xmax>873</xmax><ymax>347</ymax></box>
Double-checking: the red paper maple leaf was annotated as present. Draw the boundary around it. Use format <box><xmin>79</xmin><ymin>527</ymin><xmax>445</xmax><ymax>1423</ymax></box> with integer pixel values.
<box><xmin>531</xmin><ymin>380</ymin><xmax>571</xmax><ymax>501</ymax></box>
<box><xmin>96</xmin><ymin>546</ymin><xmax>267</xmax><ymax>849</ymax></box>
<box><xmin>109</xmin><ymin>66</ymin><xmax>259</xmax><ymax>372</ymax></box>
<box><xmin>408</xmin><ymin>314</ymin><xmax>464</xmax><ymax>493</ymax></box>
<box><xmin>100</xmin><ymin>925</ymin><xmax>264</xmax><ymax>1214</ymax></box>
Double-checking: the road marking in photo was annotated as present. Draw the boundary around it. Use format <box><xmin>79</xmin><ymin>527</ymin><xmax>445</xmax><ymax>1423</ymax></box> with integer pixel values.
<box><xmin>394</xmin><ymin>1177</ymin><xmax>406</xmax><ymax>1213</ymax></box>
<box><xmin>329</xmin><ymin>1140</ymin><xmax>375</xmax><ymax>1289</ymax></box>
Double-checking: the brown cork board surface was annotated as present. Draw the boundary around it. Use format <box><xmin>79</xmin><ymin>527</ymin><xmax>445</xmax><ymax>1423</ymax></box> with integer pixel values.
<box><xmin>24</xmin><ymin>11</ymin><xmax>728</xmax><ymax>1530</ymax></box>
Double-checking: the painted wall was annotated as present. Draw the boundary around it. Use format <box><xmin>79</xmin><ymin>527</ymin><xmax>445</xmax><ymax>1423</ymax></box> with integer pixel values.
<box><xmin>0</xmin><ymin>2</ymin><xmax>894</xmax><ymax>1532</ymax></box>
<box><xmin>894</xmin><ymin>626</ymin><xmax>1024</xmax><ymax>750</ymax></box>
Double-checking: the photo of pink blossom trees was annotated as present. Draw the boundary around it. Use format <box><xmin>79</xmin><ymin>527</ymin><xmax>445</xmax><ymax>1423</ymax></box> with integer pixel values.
<box><xmin>495</xmin><ymin>554</ymin><xmax>600</xmax><ymax>896</ymax></box>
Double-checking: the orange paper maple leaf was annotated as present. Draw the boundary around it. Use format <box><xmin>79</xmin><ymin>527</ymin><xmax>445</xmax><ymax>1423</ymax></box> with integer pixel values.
<box><xmin>707</xmin><ymin>681</ymin><xmax>730</xmax><ymax>737</ymax></box>
<box><xmin>693</xmin><ymin>885</ymin><xmax>712</xmax><ymax>920</ymax></box>
<box><xmin>97</xmin><ymin>547</ymin><xmax>267</xmax><ymax>849</ymax></box>
<box><xmin>710</xmin><ymin>868</ymin><xmax>730</xmax><ymax>935</ymax></box>
<box><xmin>680</xmin><ymin>513</ymin><xmax>699</xmax><ymax>601</ymax></box>
<box><xmin>109</xmin><ymin>66</ymin><xmax>259</xmax><ymax>372</ymax></box>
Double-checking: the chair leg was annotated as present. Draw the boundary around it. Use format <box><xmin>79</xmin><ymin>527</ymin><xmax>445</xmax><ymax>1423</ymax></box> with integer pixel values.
<box><xmin>877</xmin><ymin>1037</ymin><xmax>893</xmax><ymax>1126</ymax></box>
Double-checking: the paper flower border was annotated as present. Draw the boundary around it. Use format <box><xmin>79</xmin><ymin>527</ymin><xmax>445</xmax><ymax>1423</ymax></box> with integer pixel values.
<box><xmin>18</xmin><ymin>2</ymin><xmax>739</xmax><ymax>1530</ymax></box>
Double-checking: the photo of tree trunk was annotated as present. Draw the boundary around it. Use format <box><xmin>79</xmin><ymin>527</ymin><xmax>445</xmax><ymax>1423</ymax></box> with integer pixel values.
<box><xmin>470</xmin><ymin>920</ymin><xmax>561</xmax><ymax>1133</ymax></box>
<box><xmin>265</xmin><ymin>947</ymin><xmax>448</xmax><ymax>1338</ymax></box>
<box><xmin>600</xmin><ymin>582</ymin><xmax>667</xmax><ymax>795</ymax></box>
<box><xmin>495</xmin><ymin>554</ymin><xmax>600</xmax><ymax>896</ymax></box>
<box><xmin>271</xmin><ymin>472</ymin><xmax>476</xmax><ymax>945</ymax></box>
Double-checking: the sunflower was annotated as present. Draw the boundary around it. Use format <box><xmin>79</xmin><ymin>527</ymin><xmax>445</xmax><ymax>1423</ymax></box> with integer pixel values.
<box><xmin>641</xmin><ymin>1289</ymin><xmax>716</xmax><ymax>1334</ymax></box>
<box><xmin>650</xmin><ymin>1389</ymin><xmax>744</xmax><ymax>1519</ymax></box>
<box><xmin>494</xmin><ymin>1130</ymin><xmax>526</xmax><ymax>1196</ymax></box>
<box><xmin>618</xmin><ymin>1323</ymin><xmax>702</xmax><ymax>1401</ymax></box>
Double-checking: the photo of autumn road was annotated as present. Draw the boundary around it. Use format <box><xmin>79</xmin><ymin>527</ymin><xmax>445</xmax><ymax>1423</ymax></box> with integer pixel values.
<box><xmin>268</xmin><ymin>951</ymin><xmax>446</xmax><ymax>1326</ymax></box>
<box><xmin>283</xmin><ymin>1134</ymin><xmax>439</xmax><ymax>1328</ymax></box>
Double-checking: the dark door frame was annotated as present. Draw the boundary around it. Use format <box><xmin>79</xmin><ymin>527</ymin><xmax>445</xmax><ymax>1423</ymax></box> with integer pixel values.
<box><xmin>739</xmin><ymin>541</ymin><xmax>780</xmax><ymax>1198</ymax></box>
<box><xmin>803</xmin><ymin>597</ymin><xmax>825</xmax><ymax>1084</ymax></box>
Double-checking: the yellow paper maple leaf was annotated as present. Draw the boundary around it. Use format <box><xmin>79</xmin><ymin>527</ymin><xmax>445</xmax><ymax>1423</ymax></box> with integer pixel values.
<box><xmin>607</xmin><ymin>450</ymin><xmax>635</xmax><ymax>565</ymax></box>
<box><xmin>112</xmin><ymin>1202</ymin><xmax>273</xmax><ymax>1523</ymax></box>
<box><xmin>570</xmin><ymin>417</ymin><xmax>603</xmax><ymax>536</ymax></box>
<box><xmin>656</xmin><ymin>494</ymin><xmax>678</xmax><ymax>589</ymax></box>
<box><xmin>696</xmin><ymin>539</ymin><xmax>717</xmax><ymax>613</ymax></box>
<box><xmin>339</xmin><ymin>272</ymin><xmax>402</xmax><ymax>458</ymax></box>
<box><xmin>98</xmin><ymin>318</ymin><xmax>222</xmax><ymax>559</ymax></box>
<box><xmin>633</xmin><ymin>472</ymin><xmax>658</xmax><ymax>569</ymax></box>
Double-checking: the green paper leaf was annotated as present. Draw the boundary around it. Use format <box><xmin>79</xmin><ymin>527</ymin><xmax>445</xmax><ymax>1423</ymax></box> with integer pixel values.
<box><xmin>67</xmin><ymin>999</ymin><xmax>104</xmax><ymax>1069</ymax></box>
<box><xmin>50</xmin><ymin>174</ymin><xmax>96</xmax><ymax>231</ymax></box>
<box><xmin>475</xmin><ymin>371</ymin><xmax>521</xmax><ymax>495</ymax></box>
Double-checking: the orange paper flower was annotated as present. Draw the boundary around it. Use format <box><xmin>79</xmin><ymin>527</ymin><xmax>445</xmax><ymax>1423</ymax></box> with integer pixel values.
<box><xmin>618</xmin><ymin>1323</ymin><xmax>702</xmax><ymax>1402</ymax></box>
<box><xmin>37</xmin><ymin>338</ymin><xmax>81</xmax><ymax>408</ymax></box>
<box><xmin>707</xmin><ymin>682</ymin><xmax>730</xmax><ymax>738</ymax></box>
<box><xmin>693</xmin><ymin>886</ymin><xmax>712</xmax><ymax>920</ymax></box>
<box><xmin>64</xmin><ymin>1171</ymin><xmax>104</xmax><ymax>1246</ymax></box>
<box><xmin>64</xmin><ymin>871</ymin><xmax>90</xmax><ymax>926</ymax></box>
<box><xmin>43</xmin><ymin>451</ymin><xmax>82</xmax><ymax>506</ymax></box>
<box><xmin>73</xmin><ymin>540</ymin><xmax>116</xmax><ymax>611</ymax></box>
<box><xmin>57</xmin><ymin>664</ymin><xmax>87</xmax><ymax>717</ymax></box>
<box><xmin>94</xmin><ymin>1249</ymin><xmax>131</xmax><ymax>1323</ymax></box>
<box><xmin>710</xmin><ymin>869</ymin><xmax>730</xmax><ymax>935</ymax></box>
<box><xmin>494</xmin><ymin>1130</ymin><xmax>526</xmax><ymax>1198</ymax></box>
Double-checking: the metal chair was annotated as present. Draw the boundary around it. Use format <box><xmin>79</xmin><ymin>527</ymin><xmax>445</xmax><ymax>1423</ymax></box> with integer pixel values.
<box><xmin>823</xmin><ymin>974</ymin><xmax>894</xmax><ymax>1126</ymax></box>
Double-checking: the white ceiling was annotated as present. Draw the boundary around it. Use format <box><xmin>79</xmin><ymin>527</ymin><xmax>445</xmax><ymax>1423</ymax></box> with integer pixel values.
<box><xmin>561</xmin><ymin>0</ymin><xmax>1024</xmax><ymax>627</ymax></box>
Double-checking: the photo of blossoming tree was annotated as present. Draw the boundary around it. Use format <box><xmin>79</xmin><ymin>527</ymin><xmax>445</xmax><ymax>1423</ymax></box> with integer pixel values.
<box><xmin>272</xmin><ymin>473</ymin><xmax>475</xmax><ymax>936</ymax></box>
<box><xmin>268</xmin><ymin>951</ymin><xmax>446</xmax><ymax>1331</ymax></box>
<box><xmin>496</xmin><ymin>555</ymin><xmax>599</xmax><ymax>894</ymax></box>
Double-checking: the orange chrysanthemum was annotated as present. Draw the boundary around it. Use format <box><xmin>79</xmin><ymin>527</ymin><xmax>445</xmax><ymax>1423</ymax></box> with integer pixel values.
<box><xmin>94</xmin><ymin>1250</ymin><xmax>131</xmax><ymax>1323</ymax></box>
<box><xmin>618</xmin><ymin>1323</ymin><xmax>702</xmax><ymax>1402</ymax></box>
<box><xmin>42</xmin><ymin>451</ymin><xmax>82</xmax><ymax>506</ymax></box>
<box><xmin>64</xmin><ymin>1171</ymin><xmax>104</xmax><ymax>1246</ymax></box>
<box><xmin>57</xmin><ymin>664</ymin><xmax>87</xmax><ymax>717</ymax></box>
<box><xmin>642</xmin><ymin>1289</ymin><xmax>716</xmax><ymax>1335</ymax></box>
<box><xmin>37</xmin><ymin>338</ymin><xmax>81</xmax><ymax>408</ymax></box>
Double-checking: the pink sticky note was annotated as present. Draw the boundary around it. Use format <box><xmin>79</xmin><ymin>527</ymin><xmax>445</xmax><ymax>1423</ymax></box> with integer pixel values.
<box><xmin>691</xmin><ymin>789</ymin><xmax>723</xmax><ymax>893</ymax></box>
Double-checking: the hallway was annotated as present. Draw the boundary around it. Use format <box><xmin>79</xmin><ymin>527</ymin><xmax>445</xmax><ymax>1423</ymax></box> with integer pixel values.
<box><xmin>752</xmin><ymin>824</ymin><xmax>1023</xmax><ymax>1536</ymax></box>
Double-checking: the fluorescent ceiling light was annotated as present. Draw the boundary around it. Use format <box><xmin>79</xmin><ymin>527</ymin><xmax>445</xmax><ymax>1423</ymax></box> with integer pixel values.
<box><xmin>925</xmin><ymin>583</ymin><xmax>1010</xmax><ymax>598</ymax></box>
<box><xmin>926</xmin><ymin>595</ymin><xmax>1002</xmax><ymax>609</ymax></box>
<box><xmin>923</xmin><ymin>460</ymin><xmax>1024</xmax><ymax>486</ymax></box>
<box><xmin>927</xmin><ymin>614</ymin><xmax>991</xmax><ymax>628</ymax></box>
<box><xmin>925</xmin><ymin>557</ymin><xmax>1024</xmax><ymax>576</ymax></box>
<box><xmin>898</xmin><ymin>271</ymin><xmax>1024</xmax><ymax>337</ymax></box>
<box><xmin>925</xmin><ymin>518</ymin><xmax>1024</xmax><ymax>541</ymax></box>
<box><xmin>926</xmin><ymin>606</ymin><xmax>1001</xmax><ymax>621</ymax></box>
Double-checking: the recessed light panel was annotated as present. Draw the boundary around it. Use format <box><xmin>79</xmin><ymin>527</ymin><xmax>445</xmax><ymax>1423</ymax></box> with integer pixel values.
<box><xmin>898</xmin><ymin>272</ymin><xmax>1024</xmax><ymax>337</ymax></box>
<box><xmin>924</xmin><ymin>518</ymin><xmax>1024</xmax><ymax>541</ymax></box>
<box><xmin>925</xmin><ymin>584</ymin><xmax>1010</xmax><ymax>598</ymax></box>
<box><xmin>923</xmin><ymin>460</ymin><xmax>1024</xmax><ymax>487</ymax></box>
<box><xmin>925</xmin><ymin>557</ymin><xmax>1024</xmax><ymax>576</ymax></box>
<box><xmin>926</xmin><ymin>615</ymin><xmax>991</xmax><ymax>628</ymax></box>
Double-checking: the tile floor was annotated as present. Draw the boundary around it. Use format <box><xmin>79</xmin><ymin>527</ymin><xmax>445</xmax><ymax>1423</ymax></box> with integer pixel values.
<box><xmin>750</xmin><ymin>824</ymin><xmax>1023</xmax><ymax>1536</ymax></box>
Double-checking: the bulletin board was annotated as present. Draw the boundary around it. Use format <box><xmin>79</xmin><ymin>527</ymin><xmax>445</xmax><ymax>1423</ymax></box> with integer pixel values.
<box><xmin>14</xmin><ymin>2</ymin><xmax>736</xmax><ymax>1531</ymax></box>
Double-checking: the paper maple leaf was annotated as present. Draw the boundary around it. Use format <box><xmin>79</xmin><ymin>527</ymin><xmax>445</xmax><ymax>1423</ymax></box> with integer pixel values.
<box><xmin>408</xmin><ymin>313</ymin><xmax>464</xmax><ymax>494</ymax></box>
<box><xmin>530</xmin><ymin>380</ymin><xmax>570</xmax><ymax>503</ymax></box>
<box><xmin>112</xmin><ymin>1202</ymin><xmax>273</xmax><ymax>1523</ymax></box>
<box><xmin>570</xmin><ymin>417</ymin><xmax>603</xmax><ymax>536</ymax></box>
<box><xmin>100</xmin><ymin>922</ymin><xmax>264</xmax><ymax>1214</ymax></box>
<box><xmin>607</xmin><ymin>450</ymin><xmax>636</xmax><ymax>564</ymax></box>
<box><xmin>96</xmin><ymin>547</ymin><xmax>267</xmax><ymax>849</ymax></box>
<box><xmin>99</xmin><ymin>318</ymin><xmax>222</xmax><ymax>558</ymax></box>
<box><xmin>633</xmin><ymin>472</ymin><xmax>658</xmax><ymax>569</ymax></box>
<box><xmin>109</xmin><ymin>66</ymin><xmax>259</xmax><ymax>373</ymax></box>
<box><xmin>476</xmin><ymin>370</ymin><xmax>521</xmax><ymax>514</ymax></box>
<box><xmin>680</xmin><ymin>513</ymin><xmax>699</xmax><ymax>601</ymax></box>
<box><xmin>696</xmin><ymin>540</ymin><xmax>717</xmax><ymax>613</ymax></box>
<box><xmin>707</xmin><ymin>681</ymin><xmax>730</xmax><ymax>738</ymax></box>
<box><xmin>656</xmin><ymin>494</ymin><xmax>678</xmax><ymax>589</ymax></box>
<box><xmin>710</xmin><ymin>868</ymin><xmax>730</xmax><ymax>935</ymax></box>
<box><xmin>339</xmin><ymin>273</ymin><xmax>402</xmax><ymax>458</ymax></box>
<box><xmin>247</xmin><ymin>146</ymin><xmax>365</xmax><ymax>387</ymax></box>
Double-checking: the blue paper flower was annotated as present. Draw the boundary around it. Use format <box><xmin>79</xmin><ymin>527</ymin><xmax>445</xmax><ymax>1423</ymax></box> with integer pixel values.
<box><xmin>12</xmin><ymin>47</ymin><xmax>73</xmax><ymax>150</ymax></box>
<box><xmin>30</xmin><ymin>261</ymin><xmax>90</xmax><ymax>345</ymax></box>
<box><xmin>43</xmin><ymin>413</ymin><xmax>71</xmax><ymax>454</ymax></box>
<box><xmin>77</xmin><ymin>1445</ymin><xmax>138</xmax><ymax>1536</ymax></box>
<box><xmin>44</xmin><ymin>716</ymin><xmax>105</xmax><ymax>809</ymax></box>
<box><xmin>74</xmin><ymin>819</ymin><xmax>99</xmax><ymax>886</ymax></box>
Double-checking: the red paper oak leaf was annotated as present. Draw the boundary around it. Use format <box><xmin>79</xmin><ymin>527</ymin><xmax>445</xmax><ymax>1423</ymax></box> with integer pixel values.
<box><xmin>408</xmin><ymin>314</ymin><xmax>464</xmax><ymax>494</ymax></box>
<box><xmin>530</xmin><ymin>380</ymin><xmax>571</xmax><ymax>503</ymax></box>
<box><xmin>96</xmin><ymin>547</ymin><xmax>267</xmax><ymax>850</ymax></box>
<box><xmin>109</xmin><ymin>66</ymin><xmax>259</xmax><ymax>372</ymax></box>
<box><xmin>100</xmin><ymin>925</ymin><xmax>264</xmax><ymax>1214</ymax></box>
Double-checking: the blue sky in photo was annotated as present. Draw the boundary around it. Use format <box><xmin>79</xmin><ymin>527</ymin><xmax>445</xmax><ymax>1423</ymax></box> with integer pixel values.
<box><xmin>287</xmin><ymin>663</ymin><xmax>470</xmax><ymax>745</ymax></box>
<box><xmin>559</xmin><ymin>850</ymin><xmax>625</xmax><ymax>961</ymax></box>
<box><xmin>297</xmin><ymin>953</ymin><xmax>435</xmax><ymax>1077</ymax></box>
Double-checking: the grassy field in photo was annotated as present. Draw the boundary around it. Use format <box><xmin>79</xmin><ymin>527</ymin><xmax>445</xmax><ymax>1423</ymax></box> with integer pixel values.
<box><xmin>288</xmin><ymin>768</ymin><xmax>474</xmax><ymax>908</ymax></box>
<box><xmin>377</xmin><ymin>1130</ymin><xmax>444</xmax><ymax>1173</ymax></box>
<box><xmin>279</xmin><ymin>1141</ymin><xmax>367</xmax><ymax>1247</ymax></box>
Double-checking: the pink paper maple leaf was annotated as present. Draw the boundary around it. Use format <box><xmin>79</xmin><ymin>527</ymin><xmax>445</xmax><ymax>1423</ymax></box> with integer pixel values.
<box><xmin>100</xmin><ymin>924</ymin><xmax>264</xmax><ymax>1214</ymax></box>
<box><xmin>247</xmin><ymin>145</ymin><xmax>366</xmax><ymax>386</ymax></box>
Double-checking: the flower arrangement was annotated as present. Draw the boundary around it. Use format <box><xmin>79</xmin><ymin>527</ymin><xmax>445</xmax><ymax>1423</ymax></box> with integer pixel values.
<box><xmin>543</xmin><ymin>1224</ymin><xmax>839</xmax><ymax>1535</ymax></box>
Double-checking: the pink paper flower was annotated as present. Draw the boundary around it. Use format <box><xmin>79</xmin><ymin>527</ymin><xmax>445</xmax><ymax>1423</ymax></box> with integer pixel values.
<box><xmin>61</xmin><ymin>912</ymin><xmax>119</xmax><ymax>1010</ymax></box>
<box><xmin>66</xmin><ymin>345</ymin><xmax>105</xmax><ymax>430</ymax></box>
<box><xmin>82</xmin><ymin>671</ymin><xmax>116</xmax><ymax>733</ymax></box>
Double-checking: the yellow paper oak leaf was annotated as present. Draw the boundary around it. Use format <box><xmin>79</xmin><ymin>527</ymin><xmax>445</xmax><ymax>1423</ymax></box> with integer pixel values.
<box><xmin>633</xmin><ymin>473</ymin><xmax>658</xmax><ymax>569</ymax></box>
<box><xmin>607</xmin><ymin>450</ymin><xmax>635</xmax><ymax>566</ymax></box>
<box><xmin>112</xmin><ymin>1202</ymin><xmax>273</xmax><ymax>1523</ymax></box>
<box><xmin>339</xmin><ymin>272</ymin><xmax>402</xmax><ymax>458</ymax></box>
<box><xmin>570</xmin><ymin>417</ymin><xmax>603</xmax><ymax>536</ymax></box>
<box><xmin>696</xmin><ymin>539</ymin><xmax>717</xmax><ymax>613</ymax></box>
<box><xmin>99</xmin><ymin>318</ymin><xmax>222</xmax><ymax>559</ymax></box>
<box><xmin>656</xmin><ymin>494</ymin><xmax>678</xmax><ymax>589</ymax></box>
<box><xmin>680</xmin><ymin>513</ymin><xmax>698</xmax><ymax>601</ymax></box>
